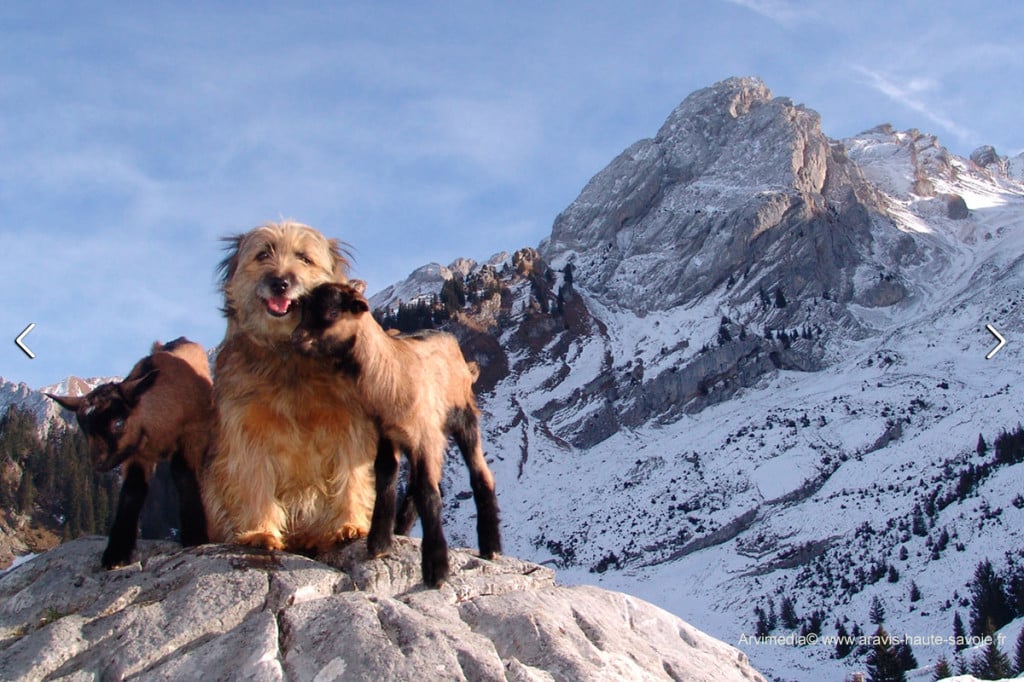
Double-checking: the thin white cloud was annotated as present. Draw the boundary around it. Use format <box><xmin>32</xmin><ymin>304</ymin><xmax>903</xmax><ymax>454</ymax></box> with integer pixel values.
<box><xmin>851</xmin><ymin>64</ymin><xmax>978</xmax><ymax>144</ymax></box>
<box><xmin>720</xmin><ymin>0</ymin><xmax>820</xmax><ymax>28</ymax></box>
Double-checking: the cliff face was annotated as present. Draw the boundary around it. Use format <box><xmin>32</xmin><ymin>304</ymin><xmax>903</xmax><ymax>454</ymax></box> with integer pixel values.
<box><xmin>542</xmin><ymin>76</ymin><xmax>890</xmax><ymax>316</ymax></box>
<box><xmin>0</xmin><ymin>537</ymin><xmax>765</xmax><ymax>681</ymax></box>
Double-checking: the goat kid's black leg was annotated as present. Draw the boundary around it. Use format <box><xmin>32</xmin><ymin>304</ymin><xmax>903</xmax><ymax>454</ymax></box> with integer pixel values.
<box><xmin>170</xmin><ymin>451</ymin><xmax>209</xmax><ymax>547</ymax></box>
<box><xmin>367</xmin><ymin>436</ymin><xmax>400</xmax><ymax>557</ymax></box>
<box><xmin>412</xmin><ymin>459</ymin><xmax>449</xmax><ymax>588</ymax></box>
<box><xmin>394</xmin><ymin>483</ymin><xmax>419</xmax><ymax>536</ymax></box>
<box><xmin>450</xmin><ymin>409</ymin><xmax>502</xmax><ymax>559</ymax></box>
<box><xmin>470</xmin><ymin>471</ymin><xmax>502</xmax><ymax>560</ymax></box>
<box><xmin>103</xmin><ymin>463</ymin><xmax>149</xmax><ymax>569</ymax></box>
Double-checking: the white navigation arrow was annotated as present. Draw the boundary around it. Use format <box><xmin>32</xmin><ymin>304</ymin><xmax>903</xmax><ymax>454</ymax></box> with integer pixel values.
<box><xmin>15</xmin><ymin>323</ymin><xmax>36</xmax><ymax>359</ymax></box>
<box><xmin>985</xmin><ymin>324</ymin><xmax>1006</xmax><ymax>360</ymax></box>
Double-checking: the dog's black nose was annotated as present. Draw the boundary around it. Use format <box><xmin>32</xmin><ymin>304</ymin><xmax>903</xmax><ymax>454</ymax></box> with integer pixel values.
<box><xmin>269</xmin><ymin>277</ymin><xmax>290</xmax><ymax>296</ymax></box>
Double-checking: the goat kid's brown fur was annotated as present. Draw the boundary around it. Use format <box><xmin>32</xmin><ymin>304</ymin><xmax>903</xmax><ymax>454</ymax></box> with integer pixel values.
<box><xmin>203</xmin><ymin>221</ymin><xmax>377</xmax><ymax>552</ymax></box>
<box><xmin>293</xmin><ymin>282</ymin><xmax>501</xmax><ymax>586</ymax></box>
<box><xmin>47</xmin><ymin>337</ymin><xmax>213</xmax><ymax>568</ymax></box>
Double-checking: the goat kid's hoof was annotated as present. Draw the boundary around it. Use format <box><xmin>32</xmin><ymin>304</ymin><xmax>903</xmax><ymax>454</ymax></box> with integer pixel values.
<box><xmin>366</xmin><ymin>533</ymin><xmax>393</xmax><ymax>558</ymax></box>
<box><xmin>101</xmin><ymin>554</ymin><xmax>133</xmax><ymax>570</ymax></box>
<box><xmin>422</xmin><ymin>561</ymin><xmax>451</xmax><ymax>589</ymax></box>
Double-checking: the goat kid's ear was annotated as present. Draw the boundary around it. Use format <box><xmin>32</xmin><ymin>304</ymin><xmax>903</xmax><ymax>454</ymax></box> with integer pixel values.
<box><xmin>46</xmin><ymin>393</ymin><xmax>86</xmax><ymax>412</ymax></box>
<box><xmin>120</xmin><ymin>369</ymin><xmax>159</xmax><ymax>406</ymax></box>
<box><xmin>350</xmin><ymin>296</ymin><xmax>370</xmax><ymax>315</ymax></box>
<box><xmin>349</xmin><ymin>279</ymin><xmax>367</xmax><ymax>296</ymax></box>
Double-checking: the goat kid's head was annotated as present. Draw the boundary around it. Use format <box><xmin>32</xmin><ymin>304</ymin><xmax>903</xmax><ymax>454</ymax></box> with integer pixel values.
<box><xmin>46</xmin><ymin>370</ymin><xmax>159</xmax><ymax>472</ymax></box>
<box><xmin>292</xmin><ymin>281</ymin><xmax>369</xmax><ymax>357</ymax></box>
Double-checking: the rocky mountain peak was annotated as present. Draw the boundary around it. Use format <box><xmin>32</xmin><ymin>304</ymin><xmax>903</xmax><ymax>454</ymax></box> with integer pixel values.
<box><xmin>542</xmin><ymin>76</ymin><xmax>887</xmax><ymax>317</ymax></box>
<box><xmin>846</xmin><ymin>125</ymin><xmax>960</xmax><ymax>200</ymax></box>
<box><xmin>652</xmin><ymin>76</ymin><xmax>828</xmax><ymax>196</ymax></box>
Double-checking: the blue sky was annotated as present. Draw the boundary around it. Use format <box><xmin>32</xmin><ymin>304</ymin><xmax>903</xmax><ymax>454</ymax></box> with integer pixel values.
<box><xmin>2</xmin><ymin>1</ymin><xmax>1021</xmax><ymax>389</ymax></box>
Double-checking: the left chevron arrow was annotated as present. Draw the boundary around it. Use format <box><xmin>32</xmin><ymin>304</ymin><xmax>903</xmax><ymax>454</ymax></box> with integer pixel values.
<box><xmin>15</xmin><ymin>323</ymin><xmax>36</xmax><ymax>359</ymax></box>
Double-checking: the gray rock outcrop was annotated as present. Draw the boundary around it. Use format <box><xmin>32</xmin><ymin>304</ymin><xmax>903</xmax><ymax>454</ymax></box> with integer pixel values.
<box><xmin>542</xmin><ymin>76</ymin><xmax>889</xmax><ymax>315</ymax></box>
<box><xmin>0</xmin><ymin>537</ymin><xmax>765</xmax><ymax>681</ymax></box>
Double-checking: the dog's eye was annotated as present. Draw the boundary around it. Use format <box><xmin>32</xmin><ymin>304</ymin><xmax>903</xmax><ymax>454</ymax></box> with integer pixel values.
<box><xmin>256</xmin><ymin>250</ymin><xmax>272</xmax><ymax>262</ymax></box>
<box><xmin>111</xmin><ymin>418</ymin><xmax>126</xmax><ymax>433</ymax></box>
<box><xmin>296</xmin><ymin>252</ymin><xmax>313</xmax><ymax>265</ymax></box>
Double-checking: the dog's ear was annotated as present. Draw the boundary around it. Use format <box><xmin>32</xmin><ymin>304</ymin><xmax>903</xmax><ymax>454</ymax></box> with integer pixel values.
<box><xmin>328</xmin><ymin>238</ymin><xmax>352</xmax><ymax>281</ymax></box>
<box><xmin>217</xmin><ymin>235</ymin><xmax>244</xmax><ymax>286</ymax></box>
<box><xmin>217</xmin><ymin>234</ymin><xmax>244</xmax><ymax>318</ymax></box>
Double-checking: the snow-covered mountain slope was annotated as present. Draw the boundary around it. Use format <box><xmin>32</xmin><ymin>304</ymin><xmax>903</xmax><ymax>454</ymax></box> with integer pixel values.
<box><xmin>381</xmin><ymin>79</ymin><xmax>1024</xmax><ymax>680</ymax></box>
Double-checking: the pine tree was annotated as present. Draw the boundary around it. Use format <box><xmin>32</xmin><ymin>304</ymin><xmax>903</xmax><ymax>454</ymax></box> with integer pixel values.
<box><xmin>970</xmin><ymin>633</ymin><xmax>1013</xmax><ymax>680</ymax></box>
<box><xmin>977</xmin><ymin>433</ymin><xmax>988</xmax><ymax>456</ymax></box>
<box><xmin>887</xmin><ymin>564</ymin><xmax>900</xmax><ymax>583</ymax></box>
<box><xmin>932</xmin><ymin>654</ymin><xmax>952</xmax><ymax>681</ymax></box>
<box><xmin>834</xmin><ymin>622</ymin><xmax>853</xmax><ymax>659</ymax></box>
<box><xmin>801</xmin><ymin>609</ymin><xmax>825</xmax><ymax>639</ymax></box>
<box><xmin>1015</xmin><ymin>625</ymin><xmax>1024</xmax><ymax>674</ymax></box>
<box><xmin>911</xmin><ymin>504</ymin><xmax>928</xmax><ymax>536</ymax></box>
<box><xmin>953</xmin><ymin>611</ymin><xmax>968</xmax><ymax>652</ymax></box>
<box><xmin>869</xmin><ymin>595</ymin><xmax>886</xmax><ymax>625</ymax></box>
<box><xmin>970</xmin><ymin>559</ymin><xmax>1012</xmax><ymax>637</ymax></box>
<box><xmin>780</xmin><ymin>596</ymin><xmax>799</xmax><ymax>629</ymax></box>
<box><xmin>16</xmin><ymin>474</ymin><xmax>35</xmax><ymax>513</ymax></box>
<box><xmin>774</xmin><ymin>287</ymin><xmax>788</xmax><ymax>308</ymax></box>
<box><xmin>894</xmin><ymin>641</ymin><xmax>917</xmax><ymax>676</ymax></box>
<box><xmin>908</xmin><ymin>581</ymin><xmax>922</xmax><ymax>603</ymax></box>
<box><xmin>865</xmin><ymin>626</ymin><xmax>905</xmax><ymax>682</ymax></box>
<box><xmin>753</xmin><ymin>606</ymin><xmax>770</xmax><ymax>638</ymax></box>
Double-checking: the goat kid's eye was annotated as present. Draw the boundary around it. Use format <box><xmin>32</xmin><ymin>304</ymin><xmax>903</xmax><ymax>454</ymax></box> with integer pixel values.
<box><xmin>111</xmin><ymin>418</ymin><xmax>126</xmax><ymax>433</ymax></box>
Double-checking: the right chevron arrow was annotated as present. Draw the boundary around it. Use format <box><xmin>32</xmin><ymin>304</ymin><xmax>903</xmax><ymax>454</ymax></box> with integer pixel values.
<box><xmin>985</xmin><ymin>324</ymin><xmax>1006</xmax><ymax>360</ymax></box>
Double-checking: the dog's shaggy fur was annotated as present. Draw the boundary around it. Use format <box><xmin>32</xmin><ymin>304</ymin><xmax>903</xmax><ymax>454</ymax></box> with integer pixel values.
<box><xmin>202</xmin><ymin>221</ymin><xmax>378</xmax><ymax>552</ymax></box>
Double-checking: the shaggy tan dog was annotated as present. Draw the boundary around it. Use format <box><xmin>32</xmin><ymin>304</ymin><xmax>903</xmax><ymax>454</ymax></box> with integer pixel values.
<box><xmin>202</xmin><ymin>220</ymin><xmax>377</xmax><ymax>552</ymax></box>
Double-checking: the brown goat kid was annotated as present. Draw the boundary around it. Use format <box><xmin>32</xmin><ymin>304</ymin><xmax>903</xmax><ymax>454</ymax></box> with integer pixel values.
<box><xmin>47</xmin><ymin>337</ymin><xmax>213</xmax><ymax>568</ymax></box>
<box><xmin>292</xmin><ymin>282</ymin><xmax>501</xmax><ymax>587</ymax></box>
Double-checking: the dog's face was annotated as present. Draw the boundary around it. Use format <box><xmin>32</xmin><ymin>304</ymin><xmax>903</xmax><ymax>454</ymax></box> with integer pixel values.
<box><xmin>46</xmin><ymin>371</ymin><xmax>158</xmax><ymax>471</ymax></box>
<box><xmin>292</xmin><ymin>282</ymin><xmax>369</xmax><ymax>358</ymax></box>
<box><xmin>219</xmin><ymin>221</ymin><xmax>349</xmax><ymax>342</ymax></box>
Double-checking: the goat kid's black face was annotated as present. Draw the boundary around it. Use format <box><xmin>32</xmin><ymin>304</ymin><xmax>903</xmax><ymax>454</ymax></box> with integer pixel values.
<box><xmin>46</xmin><ymin>370</ymin><xmax>159</xmax><ymax>472</ymax></box>
<box><xmin>292</xmin><ymin>283</ymin><xmax>369</xmax><ymax>355</ymax></box>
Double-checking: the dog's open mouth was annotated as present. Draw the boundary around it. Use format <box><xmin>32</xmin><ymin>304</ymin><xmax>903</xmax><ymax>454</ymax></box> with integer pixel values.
<box><xmin>265</xmin><ymin>296</ymin><xmax>294</xmax><ymax>317</ymax></box>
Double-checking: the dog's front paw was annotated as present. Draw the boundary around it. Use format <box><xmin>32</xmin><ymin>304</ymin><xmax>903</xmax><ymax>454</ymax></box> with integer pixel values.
<box><xmin>235</xmin><ymin>530</ymin><xmax>285</xmax><ymax>551</ymax></box>
<box><xmin>338</xmin><ymin>523</ymin><xmax>368</xmax><ymax>541</ymax></box>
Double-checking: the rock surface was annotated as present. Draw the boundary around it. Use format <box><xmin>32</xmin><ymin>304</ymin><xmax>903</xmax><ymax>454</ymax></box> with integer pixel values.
<box><xmin>0</xmin><ymin>537</ymin><xmax>765</xmax><ymax>681</ymax></box>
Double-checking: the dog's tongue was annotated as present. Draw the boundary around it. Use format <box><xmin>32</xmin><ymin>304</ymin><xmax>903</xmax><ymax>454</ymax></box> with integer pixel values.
<box><xmin>267</xmin><ymin>296</ymin><xmax>292</xmax><ymax>315</ymax></box>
